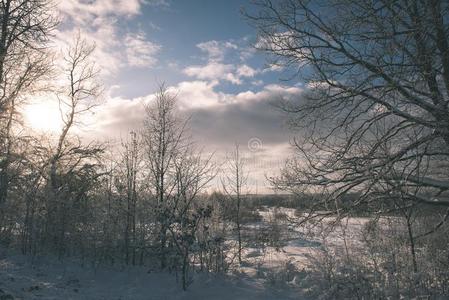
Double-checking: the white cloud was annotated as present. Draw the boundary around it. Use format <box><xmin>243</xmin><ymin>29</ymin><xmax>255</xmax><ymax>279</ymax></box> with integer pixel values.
<box><xmin>184</xmin><ymin>40</ymin><xmax>260</xmax><ymax>85</ymax></box>
<box><xmin>237</xmin><ymin>65</ymin><xmax>257</xmax><ymax>78</ymax></box>
<box><xmin>251</xmin><ymin>80</ymin><xmax>264</xmax><ymax>86</ymax></box>
<box><xmin>125</xmin><ymin>33</ymin><xmax>161</xmax><ymax>68</ymax></box>
<box><xmin>54</xmin><ymin>23</ymin><xmax>121</xmax><ymax>75</ymax></box>
<box><xmin>59</xmin><ymin>0</ymin><xmax>143</xmax><ymax>25</ymax></box>
<box><xmin>184</xmin><ymin>62</ymin><xmax>232</xmax><ymax>80</ymax></box>
<box><xmin>262</xmin><ymin>63</ymin><xmax>284</xmax><ymax>73</ymax></box>
<box><xmin>264</xmin><ymin>84</ymin><xmax>302</xmax><ymax>95</ymax></box>
<box><xmin>196</xmin><ymin>40</ymin><xmax>238</xmax><ymax>62</ymax></box>
<box><xmin>76</xmin><ymin>81</ymin><xmax>301</xmax><ymax>191</ymax></box>
<box><xmin>56</xmin><ymin>0</ymin><xmax>161</xmax><ymax>75</ymax></box>
<box><xmin>84</xmin><ymin>81</ymin><xmax>303</xmax><ymax>140</ymax></box>
<box><xmin>167</xmin><ymin>81</ymin><xmax>225</xmax><ymax>109</ymax></box>
<box><xmin>183</xmin><ymin>62</ymin><xmax>258</xmax><ymax>85</ymax></box>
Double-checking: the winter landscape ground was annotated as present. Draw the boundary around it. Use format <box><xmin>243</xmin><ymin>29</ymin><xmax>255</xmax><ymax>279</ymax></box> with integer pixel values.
<box><xmin>0</xmin><ymin>208</ymin><xmax>292</xmax><ymax>300</ymax></box>
<box><xmin>1</xmin><ymin>207</ymin><xmax>368</xmax><ymax>300</ymax></box>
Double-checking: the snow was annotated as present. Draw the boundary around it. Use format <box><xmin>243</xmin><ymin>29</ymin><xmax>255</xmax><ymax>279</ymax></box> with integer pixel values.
<box><xmin>0</xmin><ymin>249</ymin><xmax>303</xmax><ymax>300</ymax></box>
<box><xmin>0</xmin><ymin>207</ymin><xmax>374</xmax><ymax>299</ymax></box>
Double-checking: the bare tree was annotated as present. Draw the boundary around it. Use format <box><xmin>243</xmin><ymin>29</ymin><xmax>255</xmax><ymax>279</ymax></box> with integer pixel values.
<box><xmin>45</xmin><ymin>34</ymin><xmax>103</xmax><ymax>256</ymax></box>
<box><xmin>50</xmin><ymin>33</ymin><xmax>102</xmax><ymax>189</ymax></box>
<box><xmin>142</xmin><ymin>85</ymin><xmax>219</xmax><ymax>287</ymax></box>
<box><xmin>0</xmin><ymin>0</ymin><xmax>56</xmax><ymax>209</ymax></box>
<box><xmin>246</xmin><ymin>0</ymin><xmax>449</xmax><ymax>218</ymax></box>
<box><xmin>168</xmin><ymin>145</ymin><xmax>216</xmax><ymax>290</ymax></box>
<box><xmin>115</xmin><ymin>131</ymin><xmax>141</xmax><ymax>265</ymax></box>
<box><xmin>142</xmin><ymin>84</ymin><xmax>188</xmax><ymax>269</ymax></box>
<box><xmin>222</xmin><ymin>143</ymin><xmax>248</xmax><ymax>265</ymax></box>
<box><xmin>0</xmin><ymin>0</ymin><xmax>55</xmax><ymax>114</ymax></box>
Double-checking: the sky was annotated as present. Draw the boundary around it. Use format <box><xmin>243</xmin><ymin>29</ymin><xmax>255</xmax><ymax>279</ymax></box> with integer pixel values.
<box><xmin>25</xmin><ymin>0</ymin><xmax>304</xmax><ymax>193</ymax></box>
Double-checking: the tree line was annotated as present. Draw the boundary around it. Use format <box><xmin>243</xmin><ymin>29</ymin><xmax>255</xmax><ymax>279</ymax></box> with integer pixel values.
<box><xmin>0</xmin><ymin>0</ymin><xmax>255</xmax><ymax>291</ymax></box>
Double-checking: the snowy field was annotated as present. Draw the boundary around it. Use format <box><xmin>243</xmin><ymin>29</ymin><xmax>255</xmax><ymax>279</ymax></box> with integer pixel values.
<box><xmin>0</xmin><ymin>250</ymin><xmax>305</xmax><ymax>300</ymax></box>
<box><xmin>0</xmin><ymin>207</ymin><xmax>370</xmax><ymax>300</ymax></box>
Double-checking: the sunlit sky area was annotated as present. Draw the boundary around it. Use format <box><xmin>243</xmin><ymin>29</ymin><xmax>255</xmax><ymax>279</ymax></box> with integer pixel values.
<box><xmin>24</xmin><ymin>0</ymin><xmax>304</xmax><ymax>193</ymax></box>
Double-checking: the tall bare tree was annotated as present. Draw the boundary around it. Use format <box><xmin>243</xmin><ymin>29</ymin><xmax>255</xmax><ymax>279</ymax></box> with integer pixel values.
<box><xmin>115</xmin><ymin>131</ymin><xmax>141</xmax><ymax>265</ymax></box>
<box><xmin>50</xmin><ymin>34</ymin><xmax>102</xmax><ymax>189</ymax></box>
<box><xmin>142</xmin><ymin>85</ymin><xmax>188</xmax><ymax>269</ymax></box>
<box><xmin>45</xmin><ymin>34</ymin><xmax>103</xmax><ymax>256</ymax></box>
<box><xmin>222</xmin><ymin>143</ymin><xmax>248</xmax><ymax>265</ymax></box>
<box><xmin>168</xmin><ymin>145</ymin><xmax>216</xmax><ymax>290</ymax></box>
<box><xmin>246</xmin><ymin>0</ymin><xmax>449</xmax><ymax>219</ymax></box>
<box><xmin>0</xmin><ymin>0</ymin><xmax>55</xmax><ymax>208</ymax></box>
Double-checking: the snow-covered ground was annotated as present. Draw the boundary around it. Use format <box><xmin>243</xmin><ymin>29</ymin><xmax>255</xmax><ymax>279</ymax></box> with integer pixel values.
<box><xmin>252</xmin><ymin>207</ymin><xmax>370</xmax><ymax>267</ymax></box>
<box><xmin>0</xmin><ymin>248</ymin><xmax>306</xmax><ymax>300</ymax></box>
<box><xmin>0</xmin><ymin>207</ymin><xmax>372</xmax><ymax>299</ymax></box>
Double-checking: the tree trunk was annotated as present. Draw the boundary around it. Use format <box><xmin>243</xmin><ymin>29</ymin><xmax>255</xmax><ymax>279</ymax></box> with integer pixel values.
<box><xmin>182</xmin><ymin>251</ymin><xmax>189</xmax><ymax>291</ymax></box>
<box><xmin>236</xmin><ymin>200</ymin><xmax>242</xmax><ymax>265</ymax></box>
<box><xmin>406</xmin><ymin>217</ymin><xmax>418</xmax><ymax>273</ymax></box>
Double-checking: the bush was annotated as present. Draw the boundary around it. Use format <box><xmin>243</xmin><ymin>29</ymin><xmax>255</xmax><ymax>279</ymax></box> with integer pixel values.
<box><xmin>240</xmin><ymin>207</ymin><xmax>262</xmax><ymax>224</ymax></box>
<box><xmin>263</xmin><ymin>259</ymin><xmax>299</xmax><ymax>287</ymax></box>
<box><xmin>300</xmin><ymin>217</ymin><xmax>449</xmax><ymax>299</ymax></box>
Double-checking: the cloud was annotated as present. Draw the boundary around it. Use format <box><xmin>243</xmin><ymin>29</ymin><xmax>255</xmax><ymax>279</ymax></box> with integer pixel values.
<box><xmin>182</xmin><ymin>39</ymin><xmax>260</xmax><ymax>85</ymax></box>
<box><xmin>237</xmin><ymin>65</ymin><xmax>257</xmax><ymax>77</ymax></box>
<box><xmin>85</xmin><ymin>81</ymin><xmax>302</xmax><ymax>145</ymax></box>
<box><xmin>167</xmin><ymin>81</ymin><xmax>224</xmax><ymax>108</ymax></box>
<box><xmin>56</xmin><ymin>0</ymin><xmax>161</xmax><ymax>75</ymax></box>
<box><xmin>183</xmin><ymin>62</ymin><xmax>241</xmax><ymax>84</ymax></box>
<box><xmin>54</xmin><ymin>24</ymin><xmax>121</xmax><ymax>75</ymax></box>
<box><xmin>195</xmin><ymin>39</ymin><xmax>255</xmax><ymax>63</ymax></box>
<box><xmin>58</xmin><ymin>0</ymin><xmax>143</xmax><ymax>25</ymax></box>
<box><xmin>125</xmin><ymin>33</ymin><xmax>162</xmax><ymax>68</ymax></box>
<box><xmin>76</xmin><ymin>81</ymin><xmax>302</xmax><ymax>192</ymax></box>
<box><xmin>196</xmin><ymin>40</ymin><xmax>238</xmax><ymax>62</ymax></box>
<box><xmin>262</xmin><ymin>63</ymin><xmax>284</xmax><ymax>73</ymax></box>
<box><xmin>183</xmin><ymin>62</ymin><xmax>258</xmax><ymax>85</ymax></box>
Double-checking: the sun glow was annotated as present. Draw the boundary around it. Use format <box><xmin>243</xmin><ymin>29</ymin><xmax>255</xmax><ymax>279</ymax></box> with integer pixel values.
<box><xmin>23</xmin><ymin>101</ymin><xmax>64</xmax><ymax>133</ymax></box>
